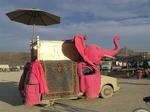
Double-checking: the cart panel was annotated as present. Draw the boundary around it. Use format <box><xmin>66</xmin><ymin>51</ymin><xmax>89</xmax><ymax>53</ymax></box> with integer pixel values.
<box><xmin>41</xmin><ymin>60</ymin><xmax>78</xmax><ymax>100</ymax></box>
<box><xmin>31</xmin><ymin>40</ymin><xmax>81</xmax><ymax>61</ymax></box>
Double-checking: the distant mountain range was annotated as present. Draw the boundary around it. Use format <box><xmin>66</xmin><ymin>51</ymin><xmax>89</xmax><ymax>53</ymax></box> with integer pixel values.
<box><xmin>0</xmin><ymin>52</ymin><xmax>30</xmax><ymax>66</ymax></box>
<box><xmin>0</xmin><ymin>47</ymin><xmax>149</xmax><ymax>66</ymax></box>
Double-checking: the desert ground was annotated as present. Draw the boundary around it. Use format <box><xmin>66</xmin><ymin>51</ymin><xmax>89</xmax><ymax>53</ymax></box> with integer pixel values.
<box><xmin>0</xmin><ymin>71</ymin><xmax>149</xmax><ymax>112</ymax></box>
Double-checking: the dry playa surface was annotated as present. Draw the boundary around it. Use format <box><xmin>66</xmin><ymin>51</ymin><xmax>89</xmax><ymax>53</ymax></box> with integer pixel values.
<box><xmin>0</xmin><ymin>71</ymin><xmax>150</xmax><ymax>112</ymax></box>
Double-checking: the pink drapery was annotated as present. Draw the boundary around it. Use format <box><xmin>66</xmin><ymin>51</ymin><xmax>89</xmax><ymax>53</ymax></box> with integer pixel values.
<box><xmin>18</xmin><ymin>59</ymin><xmax>48</xmax><ymax>106</ymax></box>
<box><xmin>77</xmin><ymin>62</ymin><xmax>101</xmax><ymax>99</ymax></box>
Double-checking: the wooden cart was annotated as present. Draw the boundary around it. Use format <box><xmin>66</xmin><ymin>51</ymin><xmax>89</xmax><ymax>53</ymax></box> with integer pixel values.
<box><xmin>30</xmin><ymin>37</ymin><xmax>81</xmax><ymax>105</ymax></box>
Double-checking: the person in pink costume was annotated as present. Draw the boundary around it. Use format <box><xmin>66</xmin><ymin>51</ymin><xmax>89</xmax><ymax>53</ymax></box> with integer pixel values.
<box><xmin>18</xmin><ymin>59</ymin><xmax>48</xmax><ymax>106</ymax></box>
<box><xmin>74</xmin><ymin>34</ymin><xmax>120</xmax><ymax>99</ymax></box>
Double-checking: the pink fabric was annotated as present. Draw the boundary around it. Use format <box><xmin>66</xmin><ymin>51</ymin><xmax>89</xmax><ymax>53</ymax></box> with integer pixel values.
<box><xmin>103</xmin><ymin>35</ymin><xmax>121</xmax><ymax>57</ymax></box>
<box><xmin>77</xmin><ymin>62</ymin><xmax>86</xmax><ymax>92</ymax></box>
<box><xmin>18</xmin><ymin>60</ymin><xmax>48</xmax><ymax>106</ymax></box>
<box><xmin>84</xmin><ymin>71</ymin><xmax>100</xmax><ymax>99</ymax></box>
<box><xmin>74</xmin><ymin>34</ymin><xmax>120</xmax><ymax>99</ymax></box>
<box><xmin>77</xmin><ymin>62</ymin><xmax>100</xmax><ymax>99</ymax></box>
<box><xmin>25</xmin><ymin>84</ymin><xmax>41</xmax><ymax>106</ymax></box>
<box><xmin>75</xmin><ymin>34</ymin><xmax>120</xmax><ymax>66</ymax></box>
<box><xmin>75</xmin><ymin>35</ymin><xmax>94</xmax><ymax>66</ymax></box>
<box><xmin>84</xmin><ymin>44</ymin><xmax>104</xmax><ymax>65</ymax></box>
<box><xmin>29</xmin><ymin>60</ymin><xmax>48</xmax><ymax>94</ymax></box>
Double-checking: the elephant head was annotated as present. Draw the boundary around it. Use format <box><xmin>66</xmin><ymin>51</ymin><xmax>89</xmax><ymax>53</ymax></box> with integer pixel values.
<box><xmin>75</xmin><ymin>34</ymin><xmax>121</xmax><ymax>66</ymax></box>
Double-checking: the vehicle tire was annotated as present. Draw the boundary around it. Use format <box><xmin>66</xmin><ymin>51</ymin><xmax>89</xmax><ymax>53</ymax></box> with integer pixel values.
<box><xmin>133</xmin><ymin>108</ymin><xmax>149</xmax><ymax>112</ymax></box>
<box><xmin>100</xmin><ymin>85</ymin><xmax>113</xmax><ymax>98</ymax></box>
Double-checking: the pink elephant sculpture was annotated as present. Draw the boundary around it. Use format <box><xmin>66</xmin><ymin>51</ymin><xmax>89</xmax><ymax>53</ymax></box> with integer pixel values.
<box><xmin>74</xmin><ymin>34</ymin><xmax>121</xmax><ymax>99</ymax></box>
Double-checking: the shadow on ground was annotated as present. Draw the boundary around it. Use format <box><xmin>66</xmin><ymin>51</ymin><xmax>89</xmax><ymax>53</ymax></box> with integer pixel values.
<box><xmin>40</xmin><ymin>102</ymin><xmax>99</xmax><ymax>112</ymax></box>
<box><xmin>0</xmin><ymin>81</ymin><xmax>22</xmax><ymax>106</ymax></box>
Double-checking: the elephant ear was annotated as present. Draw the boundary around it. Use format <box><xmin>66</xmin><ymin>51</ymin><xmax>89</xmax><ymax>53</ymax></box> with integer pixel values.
<box><xmin>74</xmin><ymin>34</ymin><xmax>94</xmax><ymax>66</ymax></box>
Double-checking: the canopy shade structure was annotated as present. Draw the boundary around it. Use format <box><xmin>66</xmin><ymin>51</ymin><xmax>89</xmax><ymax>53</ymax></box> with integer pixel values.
<box><xmin>6</xmin><ymin>8</ymin><xmax>61</xmax><ymax>36</ymax></box>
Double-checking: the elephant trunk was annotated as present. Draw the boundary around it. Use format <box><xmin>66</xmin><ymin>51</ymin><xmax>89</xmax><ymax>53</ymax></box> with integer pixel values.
<box><xmin>103</xmin><ymin>35</ymin><xmax>121</xmax><ymax>57</ymax></box>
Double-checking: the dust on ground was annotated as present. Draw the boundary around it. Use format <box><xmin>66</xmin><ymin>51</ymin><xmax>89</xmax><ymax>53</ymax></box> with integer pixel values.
<box><xmin>0</xmin><ymin>71</ymin><xmax>149</xmax><ymax>112</ymax></box>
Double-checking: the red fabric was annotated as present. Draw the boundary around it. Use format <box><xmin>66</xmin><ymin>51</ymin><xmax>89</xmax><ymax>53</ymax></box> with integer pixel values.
<box><xmin>18</xmin><ymin>60</ymin><xmax>48</xmax><ymax>106</ymax></box>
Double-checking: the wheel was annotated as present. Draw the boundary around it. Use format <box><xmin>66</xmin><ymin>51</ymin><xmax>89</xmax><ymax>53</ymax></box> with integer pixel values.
<box><xmin>100</xmin><ymin>85</ymin><xmax>113</xmax><ymax>98</ymax></box>
<box><xmin>133</xmin><ymin>108</ymin><xmax>149</xmax><ymax>112</ymax></box>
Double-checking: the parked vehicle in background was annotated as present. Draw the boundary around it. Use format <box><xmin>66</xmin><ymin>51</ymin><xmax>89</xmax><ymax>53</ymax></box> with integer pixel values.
<box><xmin>9</xmin><ymin>66</ymin><xmax>20</xmax><ymax>72</ymax></box>
<box><xmin>0</xmin><ymin>65</ymin><xmax>9</xmax><ymax>72</ymax></box>
<box><xmin>101</xmin><ymin>61</ymin><xmax>112</xmax><ymax>71</ymax></box>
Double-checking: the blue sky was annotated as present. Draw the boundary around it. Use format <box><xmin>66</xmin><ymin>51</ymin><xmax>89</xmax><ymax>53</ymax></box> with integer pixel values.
<box><xmin>0</xmin><ymin>0</ymin><xmax>150</xmax><ymax>52</ymax></box>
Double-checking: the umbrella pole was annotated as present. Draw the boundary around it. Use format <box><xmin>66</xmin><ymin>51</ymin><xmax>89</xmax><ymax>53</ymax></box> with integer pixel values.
<box><xmin>33</xmin><ymin>24</ymin><xmax>35</xmax><ymax>37</ymax></box>
<box><xmin>32</xmin><ymin>24</ymin><xmax>36</xmax><ymax>41</ymax></box>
